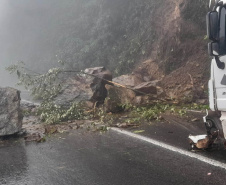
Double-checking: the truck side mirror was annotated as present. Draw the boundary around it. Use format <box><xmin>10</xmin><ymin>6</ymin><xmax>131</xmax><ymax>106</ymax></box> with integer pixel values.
<box><xmin>208</xmin><ymin>42</ymin><xmax>225</xmax><ymax>69</ymax></box>
<box><xmin>208</xmin><ymin>42</ymin><xmax>220</xmax><ymax>56</ymax></box>
<box><xmin>207</xmin><ymin>11</ymin><xmax>219</xmax><ymax>41</ymax></box>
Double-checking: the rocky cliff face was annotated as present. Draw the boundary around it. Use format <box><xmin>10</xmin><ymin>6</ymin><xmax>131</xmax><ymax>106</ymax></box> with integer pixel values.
<box><xmin>134</xmin><ymin>0</ymin><xmax>209</xmax><ymax>103</ymax></box>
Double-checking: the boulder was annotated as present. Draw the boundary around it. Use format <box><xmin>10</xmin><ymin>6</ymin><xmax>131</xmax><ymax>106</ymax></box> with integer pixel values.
<box><xmin>0</xmin><ymin>87</ymin><xmax>23</xmax><ymax>136</ymax></box>
<box><xmin>133</xmin><ymin>80</ymin><xmax>159</xmax><ymax>95</ymax></box>
<box><xmin>104</xmin><ymin>85</ymin><xmax>136</xmax><ymax>113</ymax></box>
<box><xmin>104</xmin><ymin>79</ymin><xmax>166</xmax><ymax>112</ymax></box>
<box><xmin>113</xmin><ymin>74</ymin><xmax>144</xmax><ymax>87</ymax></box>
<box><xmin>85</xmin><ymin>67</ymin><xmax>112</xmax><ymax>104</ymax></box>
<box><xmin>55</xmin><ymin>67</ymin><xmax>112</xmax><ymax>107</ymax></box>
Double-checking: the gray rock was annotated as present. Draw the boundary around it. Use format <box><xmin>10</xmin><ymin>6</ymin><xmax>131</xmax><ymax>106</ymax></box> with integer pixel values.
<box><xmin>55</xmin><ymin>67</ymin><xmax>112</xmax><ymax>107</ymax></box>
<box><xmin>133</xmin><ymin>80</ymin><xmax>159</xmax><ymax>95</ymax></box>
<box><xmin>85</xmin><ymin>66</ymin><xmax>112</xmax><ymax>104</ymax></box>
<box><xmin>104</xmin><ymin>85</ymin><xmax>136</xmax><ymax>113</ymax></box>
<box><xmin>0</xmin><ymin>87</ymin><xmax>23</xmax><ymax>136</ymax></box>
<box><xmin>104</xmin><ymin>80</ymin><xmax>165</xmax><ymax>112</ymax></box>
<box><xmin>113</xmin><ymin>74</ymin><xmax>144</xmax><ymax>87</ymax></box>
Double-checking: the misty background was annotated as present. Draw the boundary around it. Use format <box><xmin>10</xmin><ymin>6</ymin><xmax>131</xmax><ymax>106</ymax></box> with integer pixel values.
<box><xmin>0</xmin><ymin>0</ymin><xmax>160</xmax><ymax>88</ymax></box>
<box><xmin>0</xmin><ymin>0</ymin><xmax>208</xmax><ymax>90</ymax></box>
<box><xmin>0</xmin><ymin>0</ymin><xmax>60</xmax><ymax>88</ymax></box>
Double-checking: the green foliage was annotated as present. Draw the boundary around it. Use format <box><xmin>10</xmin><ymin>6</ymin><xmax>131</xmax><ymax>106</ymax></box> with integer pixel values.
<box><xmin>133</xmin><ymin>130</ymin><xmax>145</xmax><ymax>134</ymax></box>
<box><xmin>134</xmin><ymin>104</ymin><xmax>169</xmax><ymax>121</ymax></box>
<box><xmin>186</xmin><ymin>103</ymin><xmax>209</xmax><ymax>110</ymax></box>
<box><xmin>92</xmin><ymin>102</ymin><xmax>209</xmax><ymax>127</ymax></box>
<box><xmin>120</xmin><ymin>103</ymin><xmax>136</xmax><ymax>111</ymax></box>
<box><xmin>7</xmin><ymin>61</ymin><xmax>209</xmax><ymax>125</ymax></box>
<box><xmin>121</xmin><ymin>103</ymin><xmax>209</xmax><ymax>122</ymax></box>
<box><xmin>6</xmin><ymin>62</ymin><xmax>89</xmax><ymax>124</ymax></box>
<box><xmin>38</xmin><ymin>102</ymin><xmax>85</xmax><ymax>124</ymax></box>
<box><xmin>6</xmin><ymin>61</ymin><xmax>63</xmax><ymax>101</ymax></box>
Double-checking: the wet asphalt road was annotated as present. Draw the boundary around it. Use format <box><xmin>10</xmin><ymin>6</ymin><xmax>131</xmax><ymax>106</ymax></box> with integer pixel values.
<box><xmin>1</xmin><ymin>128</ymin><xmax>226</xmax><ymax>185</ymax></box>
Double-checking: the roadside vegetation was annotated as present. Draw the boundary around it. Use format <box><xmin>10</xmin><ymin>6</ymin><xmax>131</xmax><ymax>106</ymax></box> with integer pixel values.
<box><xmin>96</xmin><ymin>103</ymin><xmax>208</xmax><ymax>126</ymax></box>
<box><xmin>6</xmin><ymin>61</ymin><xmax>208</xmax><ymax>131</ymax></box>
<box><xmin>7</xmin><ymin>62</ymin><xmax>209</xmax><ymax>126</ymax></box>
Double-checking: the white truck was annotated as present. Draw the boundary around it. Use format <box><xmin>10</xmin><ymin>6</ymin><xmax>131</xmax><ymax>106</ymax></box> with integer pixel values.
<box><xmin>190</xmin><ymin>0</ymin><xmax>226</xmax><ymax>150</ymax></box>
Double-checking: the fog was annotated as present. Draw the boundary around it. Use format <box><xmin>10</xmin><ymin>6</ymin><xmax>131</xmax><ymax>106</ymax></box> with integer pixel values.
<box><xmin>0</xmin><ymin>0</ymin><xmax>59</xmax><ymax>88</ymax></box>
<box><xmin>0</xmin><ymin>0</ymin><xmax>12</xmax><ymax>87</ymax></box>
<box><xmin>0</xmin><ymin>0</ymin><xmax>155</xmax><ymax>89</ymax></box>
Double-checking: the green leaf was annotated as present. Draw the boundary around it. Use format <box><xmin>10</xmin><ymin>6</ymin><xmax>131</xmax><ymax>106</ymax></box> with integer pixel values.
<box><xmin>133</xmin><ymin>130</ymin><xmax>145</xmax><ymax>134</ymax></box>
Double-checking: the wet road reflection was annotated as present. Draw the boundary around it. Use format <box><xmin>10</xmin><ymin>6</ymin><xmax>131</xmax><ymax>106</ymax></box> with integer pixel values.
<box><xmin>1</xmin><ymin>130</ymin><xmax>226</xmax><ymax>185</ymax></box>
<box><xmin>0</xmin><ymin>137</ymin><xmax>28</xmax><ymax>185</ymax></box>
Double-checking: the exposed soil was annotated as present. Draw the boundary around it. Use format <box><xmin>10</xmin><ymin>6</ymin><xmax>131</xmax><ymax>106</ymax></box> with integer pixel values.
<box><xmin>134</xmin><ymin>0</ymin><xmax>209</xmax><ymax>103</ymax></box>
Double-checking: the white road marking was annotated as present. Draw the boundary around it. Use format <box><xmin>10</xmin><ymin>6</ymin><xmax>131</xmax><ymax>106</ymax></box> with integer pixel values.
<box><xmin>111</xmin><ymin>127</ymin><xmax>226</xmax><ymax>170</ymax></box>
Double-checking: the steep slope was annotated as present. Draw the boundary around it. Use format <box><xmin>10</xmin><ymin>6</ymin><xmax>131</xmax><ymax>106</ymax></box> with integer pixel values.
<box><xmin>134</xmin><ymin>0</ymin><xmax>209</xmax><ymax>102</ymax></box>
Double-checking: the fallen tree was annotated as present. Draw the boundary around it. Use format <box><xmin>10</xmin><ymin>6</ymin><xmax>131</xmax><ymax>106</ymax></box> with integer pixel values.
<box><xmin>6</xmin><ymin>62</ymin><xmax>113</xmax><ymax>124</ymax></box>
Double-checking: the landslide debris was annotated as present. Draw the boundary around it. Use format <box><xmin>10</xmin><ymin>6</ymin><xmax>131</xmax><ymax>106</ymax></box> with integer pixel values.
<box><xmin>134</xmin><ymin>0</ymin><xmax>209</xmax><ymax>103</ymax></box>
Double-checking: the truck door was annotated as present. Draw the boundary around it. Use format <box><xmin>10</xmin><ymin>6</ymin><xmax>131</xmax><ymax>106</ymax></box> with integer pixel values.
<box><xmin>213</xmin><ymin>6</ymin><xmax>226</xmax><ymax>111</ymax></box>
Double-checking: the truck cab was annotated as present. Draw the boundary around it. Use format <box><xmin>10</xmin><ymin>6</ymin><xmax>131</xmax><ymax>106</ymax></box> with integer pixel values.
<box><xmin>189</xmin><ymin>0</ymin><xmax>226</xmax><ymax>149</ymax></box>
<box><xmin>208</xmin><ymin>1</ymin><xmax>226</xmax><ymax>111</ymax></box>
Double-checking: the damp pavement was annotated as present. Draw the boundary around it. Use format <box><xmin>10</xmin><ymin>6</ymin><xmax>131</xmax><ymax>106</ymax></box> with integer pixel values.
<box><xmin>1</xmin><ymin>127</ymin><xmax>226</xmax><ymax>185</ymax></box>
<box><xmin>2</xmin><ymin>91</ymin><xmax>226</xmax><ymax>185</ymax></box>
